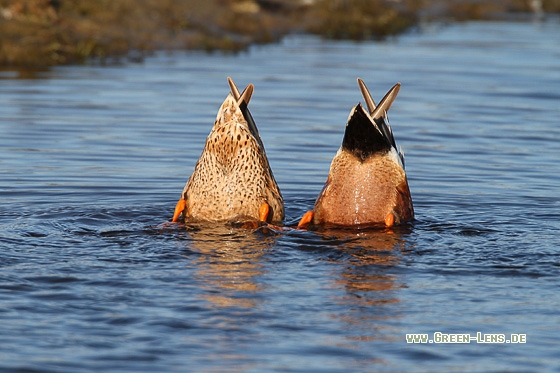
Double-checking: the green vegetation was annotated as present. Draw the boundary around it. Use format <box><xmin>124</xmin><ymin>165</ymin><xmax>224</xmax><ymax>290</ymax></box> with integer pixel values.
<box><xmin>1</xmin><ymin>0</ymin><xmax>559</xmax><ymax>67</ymax></box>
<box><xmin>0</xmin><ymin>0</ymin><xmax>303</xmax><ymax>66</ymax></box>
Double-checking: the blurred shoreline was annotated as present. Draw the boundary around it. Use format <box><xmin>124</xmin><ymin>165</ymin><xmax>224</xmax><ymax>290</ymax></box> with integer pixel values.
<box><xmin>0</xmin><ymin>0</ymin><xmax>558</xmax><ymax>68</ymax></box>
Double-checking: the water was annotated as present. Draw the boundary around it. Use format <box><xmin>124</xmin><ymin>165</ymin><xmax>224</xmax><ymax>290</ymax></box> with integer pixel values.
<box><xmin>1</xmin><ymin>21</ymin><xmax>560</xmax><ymax>372</ymax></box>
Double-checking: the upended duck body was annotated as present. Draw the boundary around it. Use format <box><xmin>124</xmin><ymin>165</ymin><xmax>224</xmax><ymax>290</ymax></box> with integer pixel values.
<box><xmin>172</xmin><ymin>78</ymin><xmax>284</xmax><ymax>225</ymax></box>
<box><xmin>299</xmin><ymin>78</ymin><xmax>413</xmax><ymax>228</ymax></box>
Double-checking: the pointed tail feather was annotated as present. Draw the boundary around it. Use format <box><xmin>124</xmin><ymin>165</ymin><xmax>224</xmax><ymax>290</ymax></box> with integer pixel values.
<box><xmin>357</xmin><ymin>78</ymin><xmax>377</xmax><ymax>114</ymax></box>
<box><xmin>226</xmin><ymin>77</ymin><xmax>263</xmax><ymax>148</ymax></box>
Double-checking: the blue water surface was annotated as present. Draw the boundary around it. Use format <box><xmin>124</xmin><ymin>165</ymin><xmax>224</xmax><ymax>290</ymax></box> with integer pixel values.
<box><xmin>1</xmin><ymin>20</ymin><xmax>559</xmax><ymax>372</ymax></box>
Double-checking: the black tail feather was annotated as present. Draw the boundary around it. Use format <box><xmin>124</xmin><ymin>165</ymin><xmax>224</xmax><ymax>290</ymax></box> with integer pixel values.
<box><xmin>342</xmin><ymin>104</ymin><xmax>392</xmax><ymax>162</ymax></box>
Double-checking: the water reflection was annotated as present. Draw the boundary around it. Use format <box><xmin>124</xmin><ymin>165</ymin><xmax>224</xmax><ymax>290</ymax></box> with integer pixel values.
<box><xmin>1</xmin><ymin>21</ymin><xmax>559</xmax><ymax>371</ymax></box>
<box><xmin>186</xmin><ymin>224</ymin><xmax>278</xmax><ymax>309</ymax></box>
<box><xmin>319</xmin><ymin>227</ymin><xmax>411</xmax><ymax>343</ymax></box>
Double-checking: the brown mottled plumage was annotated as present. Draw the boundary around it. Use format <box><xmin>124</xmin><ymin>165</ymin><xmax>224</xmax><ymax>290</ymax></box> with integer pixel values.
<box><xmin>172</xmin><ymin>78</ymin><xmax>284</xmax><ymax>224</ymax></box>
<box><xmin>299</xmin><ymin>78</ymin><xmax>413</xmax><ymax>228</ymax></box>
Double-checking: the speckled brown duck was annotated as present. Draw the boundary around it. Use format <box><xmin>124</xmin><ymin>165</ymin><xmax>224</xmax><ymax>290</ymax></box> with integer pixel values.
<box><xmin>298</xmin><ymin>78</ymin><xmax>413</xmax><ymax>228</ymax></box>
<box><xmin>172</xmin><ymin>77</ymin><xmax>284</xmax><ymax>225</ymax></box>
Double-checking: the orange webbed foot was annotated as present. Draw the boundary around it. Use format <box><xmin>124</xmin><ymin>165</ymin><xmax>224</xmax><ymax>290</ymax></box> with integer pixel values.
<box><xmin>384</xmin><ymin>212</ymin><xmax>395</xmax><ymax>228</ymax></box>
<box><xmin>259</xmin><ymin>203</ymin><xmax>270</xmax><ymax>223</ymax></box>
<box><xmin>297</xmin><ymin>211</ymin><xmax>314</xmax><ymax>229</ymax></box>
<box><xmin>172</xmin><ymin>199</ymin><xmax>186</xmax><ymax>223</ymax></box>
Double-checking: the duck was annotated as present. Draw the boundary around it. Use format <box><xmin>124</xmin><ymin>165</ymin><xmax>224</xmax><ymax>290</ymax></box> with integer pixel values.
<box><xmin>172</xmin><ymin>77</ymin><xmax>284</xmax><ymax>225</ymax></box>
<box><xmin>298</xmin><ymin>78</ymin><xmax>413</xmax><ymax>228</ymax></box>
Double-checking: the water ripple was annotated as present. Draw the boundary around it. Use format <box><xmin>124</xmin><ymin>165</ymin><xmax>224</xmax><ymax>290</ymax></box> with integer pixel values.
<box><xmin>1</xmin><ymin>21</ymin><xmax>559</xmax><ymax>372</ymax></box>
